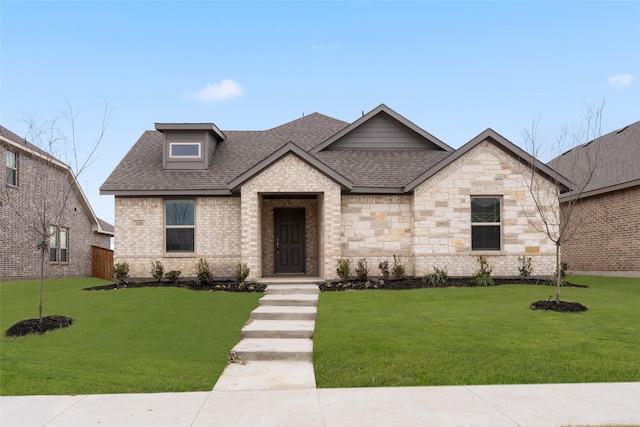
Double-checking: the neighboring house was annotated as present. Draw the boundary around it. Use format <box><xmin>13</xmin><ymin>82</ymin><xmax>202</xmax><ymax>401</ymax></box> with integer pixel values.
<box><xmin>101</xmin><ymin>104</ymin><xmax>570</xmax><ymax>281</ymax></box>
<box><xmin>548</xmin><ymin>121</ymin><xmax>640</xmax><ymax>273</ymax></box>
<box><xmin>1</xmin><ymin>125</ymin><xmax>113</xmax><ymax>280</ymax></box>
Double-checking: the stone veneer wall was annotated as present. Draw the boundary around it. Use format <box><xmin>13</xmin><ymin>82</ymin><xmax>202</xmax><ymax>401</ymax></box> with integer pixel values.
<box><xmin>413</xmin><ymin>141</ymin><xmax>558</xmax><ymax>277</ymax></box>
<box><xmin>561</xmin><ymin>185</ymin><xmax>640</xmax><ymax>272</ymax></box>
<box><xmin>341</xmin><ymin>195</ymin><xmax>414</xmax><ymax>275</ymax></box>
<box><xmin>114</xmin><ymin>196</ymin><xmax>241</xmax><ymax>278</ymax></box>
<box><xmin>261</xmin><ymin>198</ymin><xmax>319</xmax><ymax>277</ymax></box>
<box><xmin>241</xmin><ymin>154</ymin><xmax>341</xmax><ymax>280</ymax></box>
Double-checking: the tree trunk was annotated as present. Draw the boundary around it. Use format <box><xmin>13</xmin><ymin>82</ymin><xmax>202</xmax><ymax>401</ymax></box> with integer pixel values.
<box><xmin>555</xmin><ymin>242</ymin><xmax>561</xmax><ymax>303</ymax></box>
<box><xmin>39</xmin><ymin>247</ymin><xmax>44</xmax><ymax>323</ymax></box>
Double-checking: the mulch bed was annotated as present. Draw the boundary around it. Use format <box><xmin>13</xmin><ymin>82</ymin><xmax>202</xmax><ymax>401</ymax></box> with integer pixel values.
<box><xmin>530</xmin><ymin>300</ymin><xmax>588</xmax><ymax>312</ymax></box>
<box><xmin>83</xmin><ymin>280</ymin><xmax>267</xmax><ymax>293</ymax></box>
<box><xmin>317</xmin><ymin>277</ymin><xmax>587</xmax><ymax>292</ymax></box>
<box><xmin>6</xmin><ymin>315</ymin><xmax>73</xmax><ymax>337</ymax></box>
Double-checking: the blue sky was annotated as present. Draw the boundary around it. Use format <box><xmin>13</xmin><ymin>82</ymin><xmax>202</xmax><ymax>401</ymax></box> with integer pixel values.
<box><xmin>2</xmin><ymin>1</ymin><xmax>639</xmax><ymax>224</ymax></box>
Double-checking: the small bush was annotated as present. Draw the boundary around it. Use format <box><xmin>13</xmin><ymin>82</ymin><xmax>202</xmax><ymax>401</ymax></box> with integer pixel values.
<box><xmin>164</xmin><ymin>270</ymin><xmax>182</xmax><ymax>284</ymax></box>
<box><xmin>336</xmin><ymin>259</ymin><xmax>351</xmax><ymax>280</ymax></box>
<box><xmin>150</xmin><ymin>261</ymin><xmax>164</xmax><ymax>282</ymax></box>
<box><xmin>422</xmin><ymin>267</ymin><xmax>448</xmax><ymax>286</ymax></box>
<box><xmin>355</xmin><ymin>258</ymin><xmax>368</xmax><ymax>280</ymax></box>
<box><xmin>517</xmin><ymin>256</ymin><xmax>533</xmax><ymax>278</ymax></box>
<box><xmin>471</xmin><ymin>256</ymin><xmax>494</xmax><ymax>287</ymax></box>
<box><xmin>235</xmin><ymin>263</ymin><xmax>250</xmax><ymax>283</ymax></box>
<box><xmin>196</xmin><ymin>259</ymin><xmax>213</xmax><ymax>286</ymax></box>
<box><xmin>391</xmin><ymin>255</ymin><xmax>405</xmax><ymax>279</ymax></box>
<box><xmin>378</xmin><ymin>260</ymin><xmax>390</xmax><ymax>280</ymax></box>
<box><xmin>112</xmin><ymin>262</ymin><xmax>130</xmax><ymax>284</ymax></box>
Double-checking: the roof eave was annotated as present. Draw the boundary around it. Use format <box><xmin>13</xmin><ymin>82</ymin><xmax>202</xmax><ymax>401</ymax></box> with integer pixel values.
<box><xmin>227</xmin><ymin>141</ymin><xmax>354</xmax><ymax>191</ymax></box>
<box><xmin>99</xmin><ymin>189</ymin><xmax>234</xmax><ymax>197</ymax></box>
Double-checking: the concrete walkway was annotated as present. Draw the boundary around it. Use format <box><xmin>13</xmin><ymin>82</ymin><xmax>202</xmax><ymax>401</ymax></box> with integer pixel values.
<box><xmin>2</xmin><ymin>282</ymin><xmax>639</xmax><ymax>426</ymax></box>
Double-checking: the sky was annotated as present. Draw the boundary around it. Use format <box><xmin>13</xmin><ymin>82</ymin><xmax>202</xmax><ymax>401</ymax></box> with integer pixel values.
<box><xmin>1</xmin><ymin>1</ymin><xmax>639</xmax><ymax>225</ymax></box>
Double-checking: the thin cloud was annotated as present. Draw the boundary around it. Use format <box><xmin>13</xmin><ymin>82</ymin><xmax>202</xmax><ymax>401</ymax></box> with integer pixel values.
<box><xmin>608</xmin><ymin>73</ymin><xmax>635</xmax><ymax>88</ymax></box>
<box><xmin>186</xmin><ymin>79</ymin><xmax>245</xmax><ymax>103</ymax></box>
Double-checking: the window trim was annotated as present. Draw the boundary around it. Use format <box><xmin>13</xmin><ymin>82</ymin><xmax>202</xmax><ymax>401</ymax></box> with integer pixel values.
<box><xmin>48</xmin><ymin>226</ymin><xmax>70</xmax><ymax>264</ymax></box>
<box><xmin>6</xmin><ymin>150</ymin><xmax>18</xmax><ymax>187</ymax></box>
<box><xmin>168</xmin><ymin>142</ymin><xmax>201</xmax><ymax>159</ymax></box>
<box><xmin>470</xmin><ymin>196</ymin><xmax>502</xmax><ymax>252</ymax></box>
<box><xmin>165</xmin><ymin>199</ymin><xmax>196</xmax><ymax>253</ymax></box>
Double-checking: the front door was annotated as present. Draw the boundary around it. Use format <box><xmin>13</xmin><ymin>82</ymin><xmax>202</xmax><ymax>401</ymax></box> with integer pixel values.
<box><xmin>274</xmin><ymin>208</ymin><xmax>305</xmax><ymax>274</ymax></box>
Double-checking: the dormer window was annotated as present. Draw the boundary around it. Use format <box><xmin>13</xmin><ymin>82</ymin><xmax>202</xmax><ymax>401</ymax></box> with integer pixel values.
<box><xmin>169</xmin><ymin>142</ymin><xmax>201</xmax><ymax>159</ymax></box>
<box><xmin>155</xmin><ymin>122</ymin><xmax>225</xmax><ymax>171</ymax></box>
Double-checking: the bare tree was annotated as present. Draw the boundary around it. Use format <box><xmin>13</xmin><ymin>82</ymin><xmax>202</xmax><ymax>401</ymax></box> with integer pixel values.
<box><xmin>521</xmin><ymin>101</ymin><xmax>604</xmax><ymax>303</ymax></box>
<box><xmin>4</xmin><ymin>98</ymin><xmax>110</xmax><ymax>324</ymax></box>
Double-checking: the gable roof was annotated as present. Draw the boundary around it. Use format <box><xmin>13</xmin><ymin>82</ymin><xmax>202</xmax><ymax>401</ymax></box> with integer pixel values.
<box><xmin>101</xmin><ymin>105</ymin><xmax>565</xmax><ymax>197</ymax></box>
<box><xmin>0</xmin><ymin>125</ymin><xmax>114</xmax><ymax>236</ymax></box>
<box><xmin>548</xmin><ymin>120</ymin><xmax>640</xmax><ymax>199</ymax></box>
<box><xmin>310</xmin><ymin>104</ymin><xmax>453</xmax><ymax>154</ymax></box>
<box><xmin>404</xmin><ymin>128</ymin><xmax>574</xmax><ymax>193</ymax></box>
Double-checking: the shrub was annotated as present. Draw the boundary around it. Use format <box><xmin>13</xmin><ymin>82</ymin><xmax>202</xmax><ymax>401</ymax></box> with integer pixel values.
<box><xmin>517</xmin><ymin>256</ymin><xmax>533</xmax><ymax>278</ymax></box>
<box><xmin>355</xmin><ymin>258</ymin><xmax>368</xmax><ymax>280</ymax></box>
<box><xmin>150</xmin><ymin>261</ymin><xmax>164</xmax><ymax>282</ymax></box>
<box><xmin>336</xmin><ymin>259</ymin><xmax>351</xmax><ymax>280</ymax></box>
<box><xmin>378</xmin><ymin>260</ymin><xmax>390</xmax><ymax>280</ymax></box>
<box><xmin>164</xmin><ymin>270</ymin><xmax>182</xmax><ymax>284</ymax></box>
<box><xmin>235</xmin><ymin>262</ymin><xmax>250</xmax><ymax>283</ymax></box>
<box><xmin>391</xmin><ymin>255</ymin><xmax>405</xmax><ymax>279</ymax></box>
<box><xmin>112</xmin><ymin>261</ymin><xmax>130</xmax><ymax>284</ymax></box>
<box><xmin>471</xmin><ymin>256</ymin><xmax>494</xmax><ymax>287</ymax></box>
<box><xmin>422</xmin><ymin>266</ymin><xmax>448</xmax><ymax>286</ymax></box>
<box><xmin>196</xmin><ymin>258</ymin><xmax>213</xmax><ymax>286</ymax></box>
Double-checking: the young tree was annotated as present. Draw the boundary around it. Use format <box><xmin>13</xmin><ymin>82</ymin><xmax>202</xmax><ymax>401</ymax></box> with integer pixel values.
<box><xmin>4</xmin><ymin>98</ymin><xmax>110</xmax><ymax>324</ymax></box>
<box><xmin>521</xmin><ymin>102</ymin><xmax>604</xmax><ymax>303</ymax></box>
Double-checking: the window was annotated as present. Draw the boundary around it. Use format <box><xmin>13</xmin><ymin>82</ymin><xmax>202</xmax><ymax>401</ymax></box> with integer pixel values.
<box><xmin>471</xmin><ymin>197</ymin><xmax>501</xmax><ymax>251</ymax></box>
<box><xmin>166</xmin><ymin>200</ymin><xmax>195</xmax><ymax>252</ymax></box>
<box><xmin>6</xmin><ymin>151</ymin><xmax>17</xmax><ymax>186</ymax></box>
<box><xmin>48</xmin><ymin>226</ymin><xmax>69</xmax><ymax>263</ymax></box>
<box><xmin>169</xmin><ymin>143</ymin><xmax>201</xmax><ymax>158</ymax></box>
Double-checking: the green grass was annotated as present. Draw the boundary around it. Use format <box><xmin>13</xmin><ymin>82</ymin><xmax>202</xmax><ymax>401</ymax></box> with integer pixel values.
<box><xmin>1</xmin><ymin>278</ymin><xmax>261</xmax><ymax>396</ymax></box>
<box><xmin>314</xmin><ymin>275</ymin><xmax>640</xmax><ymax>388</ymax></box>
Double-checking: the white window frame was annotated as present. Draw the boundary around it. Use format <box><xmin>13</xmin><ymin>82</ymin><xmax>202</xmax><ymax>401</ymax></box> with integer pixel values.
<box><xmin>169</xmin><ymin>142</ymin><xmax>201</xmax><ymax>159</ymax></box>
<box><xmin>6</xmin><ymin>150</ymin><xmax>18</xmax><ymax>186</ymax></box>
<box><xmin>470</xmin><ymin>196</ymin><xmax>502</xmax><ymax>252</ymax></box>
<box><xmin>48</xmin><ymin>226</ymin><xmax>69</xmax><ymax>263</ymax></box>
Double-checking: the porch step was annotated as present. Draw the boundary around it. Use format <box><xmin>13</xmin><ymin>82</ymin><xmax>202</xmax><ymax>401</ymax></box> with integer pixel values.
<box><xmin>242</xmin><ymin>320</ymin><xmax>315</xmax><ymax>339</ymax></box>
<box><xmin>250</xmin><ymin>306</ymin><xmax>317</xmax><ymax>321</ymax></box>
<box><xmin>259</xmin><ymin>294</ymin><xmax>318</xmax><ymax>307</ymax></box>
<box><xmin>265</xmin><ymin>284</ymin><xmax>319</xmax><ymax>295</ymax></box>
<box><xmin>231</xmin><ymin>338</ymin><xmax>313</xmax><ymax>362</ymax></box>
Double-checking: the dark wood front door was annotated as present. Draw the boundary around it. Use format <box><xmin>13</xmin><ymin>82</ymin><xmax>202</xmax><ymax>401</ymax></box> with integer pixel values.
<box><xmin>274</xmin><ymin>208</ymin><xmax>305</xmax><ymax>274</ymax></box>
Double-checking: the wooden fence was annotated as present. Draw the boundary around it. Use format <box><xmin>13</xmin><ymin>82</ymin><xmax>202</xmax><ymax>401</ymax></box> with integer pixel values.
<box><xmin>92</xmin><ymin>245</ymin><xmax>114</xmax><ymax>280</ymax></box>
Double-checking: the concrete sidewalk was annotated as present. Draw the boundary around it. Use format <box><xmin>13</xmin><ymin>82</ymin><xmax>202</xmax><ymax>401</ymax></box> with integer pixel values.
<box><xmin>2</xmin><ymin>382</ymin><xmax>639</xmax><ymax>426</ymax></box>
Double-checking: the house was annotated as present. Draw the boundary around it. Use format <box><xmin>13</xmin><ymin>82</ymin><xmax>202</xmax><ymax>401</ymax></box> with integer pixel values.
<box><xmin>1</xmin><ymin>125</ymin><xmax>114</xmax><ymax>280</ymax></box>
<box><xmin>548</xmin><ymin>120</ymin><xmax>640</xmax><ymax>274</ymax></box>
<box><xmin>100</xmin><ymin>104</ymin><xmax>569</xmax><ymax>281</ymax></box>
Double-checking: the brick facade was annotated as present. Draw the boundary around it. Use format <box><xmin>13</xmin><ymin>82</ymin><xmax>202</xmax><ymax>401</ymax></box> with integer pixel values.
<box><xmin>1</xmin><ymin>143</ymin><xmax>111</xmax><ymax>280</ymax></box>
<box><xmin>561</xmin><ymin>185</ymin><xmax>640</xmax><ymax>272</ymax></box>
<box><xmin>112</xmin><ymin>142</ymin><xmax>560</xmax><ymax>280</ymax></box>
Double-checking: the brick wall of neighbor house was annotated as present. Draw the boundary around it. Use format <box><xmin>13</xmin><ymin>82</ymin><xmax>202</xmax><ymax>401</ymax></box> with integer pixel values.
<box><xmin>261</xmin><ymin>198</ymin><xmax>319</xmax><ymax>277</ymax></box>
<box><xmin>341</xmin><ymin>195</ymin><xmax>414</xmax><ymax>275</ymax></box>
<box><xmin>1</xmin><ymin>144</ymin><xmax>106</xmax><ymax>280</ymax></box>
<box><xmin>413</xmin><ymin>141</ymin><xmax>558</xmax><ymax>277</ymax></box>
<box><xmin>114</xmin><ymin>196</ymin><xmax>241</xmax><ymax>278</ymax></box>
<box><xmin>241</xmin><ymin>154</ymin><xmax>342</xmax><ymax>280</ymax></box>
<box><xmin>561</xmin><ymin>186</ymin><xmax>640</xmax><ymax>272</ymax></box>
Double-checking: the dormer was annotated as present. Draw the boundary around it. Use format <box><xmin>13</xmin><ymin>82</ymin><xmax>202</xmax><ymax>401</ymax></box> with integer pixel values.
<box><xmin>155</xmin><ymin>123</ymin><xmax>225</xmax><ymax>170</ymax></box>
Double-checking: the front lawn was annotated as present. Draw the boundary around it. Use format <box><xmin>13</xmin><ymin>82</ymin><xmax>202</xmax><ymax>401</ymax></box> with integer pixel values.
<box><xmin>1</xmin><ymin>278</ymin><xmax>261</xmax><ymax>396</ymax></box>
<box><xmin>314</xmin><ymin>275</ymin><xmax>640</xmax><ymax>388</ymax></box>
